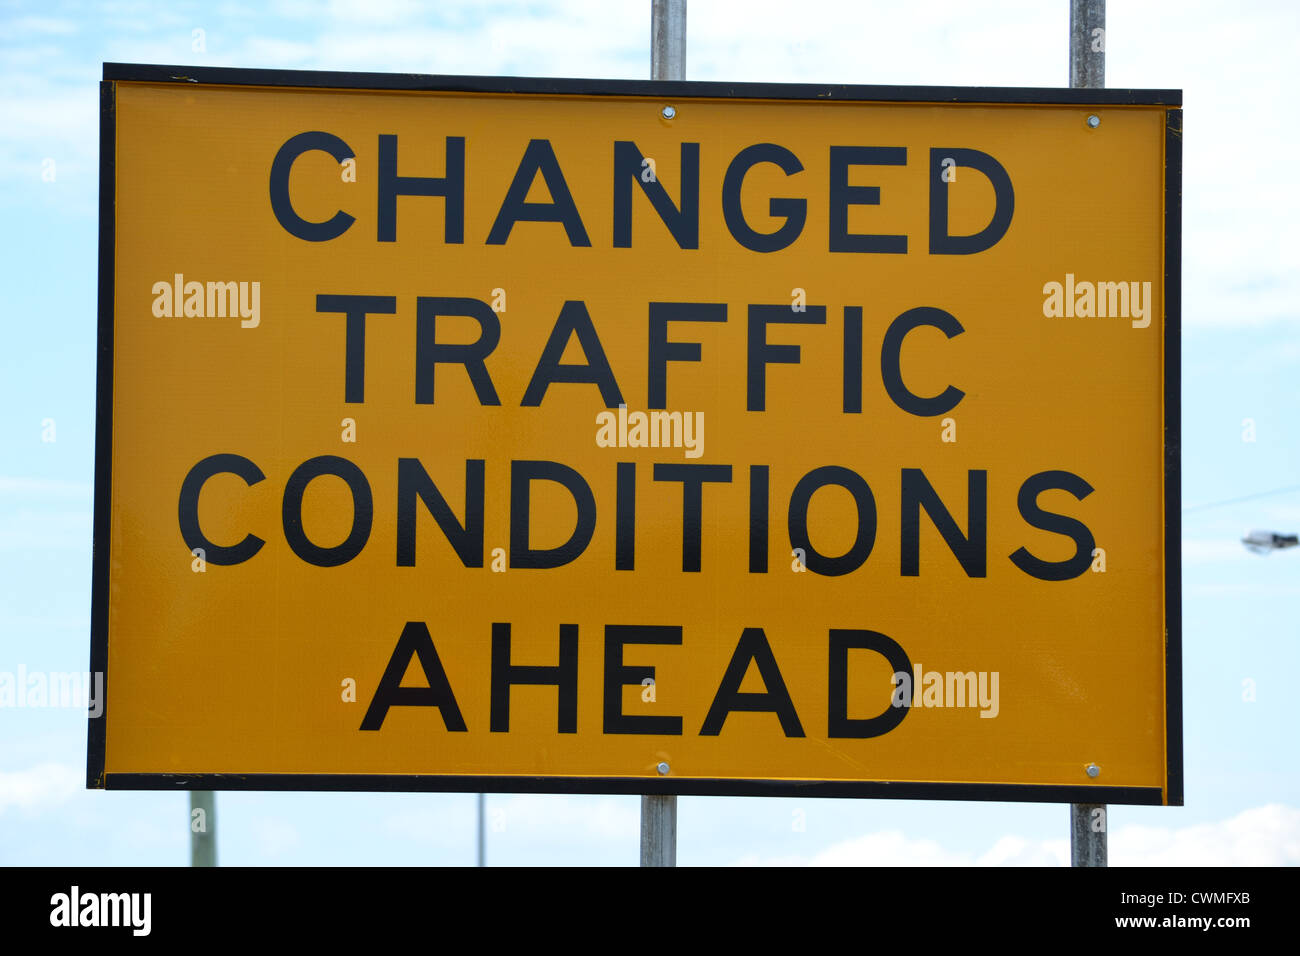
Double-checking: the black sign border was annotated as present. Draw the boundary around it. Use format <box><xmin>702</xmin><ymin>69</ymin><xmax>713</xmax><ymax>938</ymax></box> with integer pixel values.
<box><xmin>90</xmin><ymin>63</ymin><xmax>1183</xmax><ymax>807</ymax></box>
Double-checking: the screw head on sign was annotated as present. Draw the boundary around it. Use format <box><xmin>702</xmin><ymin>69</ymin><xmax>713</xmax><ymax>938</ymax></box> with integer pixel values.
<box><xmin>656</xmin><ymin>762</ymin><xmax>670</xmax><ymax>775</ymax></box>
<box><xmin>1086</xmin><ymin>763</ymin><xmax>1101</xmax><ymax>778</ymax></box>
<box><xmin>661</xmin><ymin>105</ymin><xmax>676</xmax><ymax>120</ymax></box>
<box><xmin>1086</xmin><ymin>114</ymin><xmax>1101</xmax><ymax>128</ymax></box>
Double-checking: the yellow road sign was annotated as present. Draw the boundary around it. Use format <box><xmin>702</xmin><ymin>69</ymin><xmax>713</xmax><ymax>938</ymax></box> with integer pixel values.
<box><xmin>91</xmin><ymin>65</ymin><xmax>1182</xmax><ymax>804</ymax></box>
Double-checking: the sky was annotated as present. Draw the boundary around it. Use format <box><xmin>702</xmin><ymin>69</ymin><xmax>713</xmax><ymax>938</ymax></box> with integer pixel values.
<box><xmin>1</xmin><ymin>0</ymin><xmax>1299</xmax><ymax>866</ymax></box>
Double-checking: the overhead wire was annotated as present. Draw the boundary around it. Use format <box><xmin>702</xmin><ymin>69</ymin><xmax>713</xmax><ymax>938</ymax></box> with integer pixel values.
<box><xmin>1182</xmin><ymin>483</ymin><xmax>1300</xmax><ymax>514</ymax></box>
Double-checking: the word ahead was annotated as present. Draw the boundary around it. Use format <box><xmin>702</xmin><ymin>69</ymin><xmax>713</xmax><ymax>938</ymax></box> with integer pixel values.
<box><xmin>361</xmin><ymin>622</ymin><xmax>913</xmax><ymax>741</ymax></box>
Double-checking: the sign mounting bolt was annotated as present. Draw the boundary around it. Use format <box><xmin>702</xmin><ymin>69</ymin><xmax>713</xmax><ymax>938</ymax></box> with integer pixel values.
<box><xmin>1086</xmin><ymin>114</ymin><xmax>1100</xmax><ymax>128</ymax></box>
<box><xmin>656</xmin><ymin>762</ymin><xmax>670</xmax><ymax>775</ymax></box>
<box><xmin>662</xmin><ymin>105</ymin><xmax>676</xmax><ymax>119</ymax></box>
<box><xmin>1085</xmin><ymin>763</ymin><xmax>1100</xmax><ymax>777</ymax></box>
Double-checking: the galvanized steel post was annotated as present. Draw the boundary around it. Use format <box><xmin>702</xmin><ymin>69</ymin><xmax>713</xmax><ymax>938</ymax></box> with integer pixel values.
<box><xmin>477</xmin><ymin>792</ymin><xmax>486</xmax><ymax>866</ymax></box>
<box><xmin>641</xmin><ymin>0</ymin><xmax>685</xmax><ymax>868</ymax></box>
<box><xmin>1069</xmin><ymin>0</ymin><xmax>1109</xmax><ymax>869</ymax></box>
<box><xmin>652</xmin><ymin>0</ymin><xmax>686</xmax><ymax>82</ymax></box>
<box><xmin>190</xmin><ymin>790</ymin><xmax>217</xmax><ymax>867</ymax></box>
<box><xmin>1070</xmin><ymin>0</ymin><xmax>1105</xmax><ymax>89</ymax></box>
<box><xmin>640</xmin><ymin>792</ymin><xmax>678</xmax><ymax>867</ymax></box>
<box><xmin>1071</xmin><ymin>803</ymin><xmax>1108</xmax><ymax>866</ymax></box>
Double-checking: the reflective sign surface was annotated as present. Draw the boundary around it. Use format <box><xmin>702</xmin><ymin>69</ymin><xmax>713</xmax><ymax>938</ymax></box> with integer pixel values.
<box><xmin>93</xmin><ymin>69</ymin><xmax>1181</xmax><ymax>803</ymax></box>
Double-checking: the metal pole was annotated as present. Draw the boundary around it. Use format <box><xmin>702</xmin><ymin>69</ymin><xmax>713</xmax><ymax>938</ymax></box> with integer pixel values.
<box><xmin>1071</xmin><ymin>803</ymin><xmax>1108</xmax><ymax>866</ymax></box>
<box><xmin>1069</xmin><ymin>0</ymin><xmax>1108</xmax><ymax>869</ymax></box>
<box><xmin>477</xmin><ymin>792</ymin><xmax>485</xmax><ymax>866</ymax></box>
<box><xmin>1069</xmin><ymin>0</ymin><xmax>1105</xmax><ymax>89</ymax></box>
<box><xmin>640</xmin><ymin>793</ymin><xmax>677</xmax><ymax>867</ymax></box>
<box><xmin>642</xmin><ymin>0</ymin><xmax>685</xmax><ymax>869</ymax></box>
<box><xmin>190</xmin><ymin>790</ymin><xmax>216</xmax><ymax>867</ymax></box>
<box><xmin>651</xmin><ymin>0</ymin><xmax>686</xmax><ymax>81</ymax></box>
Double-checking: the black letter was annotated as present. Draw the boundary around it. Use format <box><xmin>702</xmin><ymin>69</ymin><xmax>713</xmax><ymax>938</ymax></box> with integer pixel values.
<box><xmin>282</xmin><ymin>456</ymin><xmax>373</xmax><ymax>567</ymax></box>
<box><xmin>377</xmin><ymin>134</ymin><xmax>465</xmax><ymax>243</ymax></box>
<box><xmin>616</xmin><ymin>462</ymin><xmax>636</xmax><ymax>571</ymax></box>
<box><xmin>1010</xmin><ymin>470</ymin><xmax>1096</xmax><ymax>580</ymax></box>
<box><xmin>510</xmin><ymin>460</ymin><xmax>596</xmax><ymax>568</ymax></box>
<box><xmin>700</xmin><ymin>628</ymin><xmax>804</xmax><ymax>736</ymax></box>
<box><xmin>880</xmin><ymin>306</ymin><xmax>965</xmax><ymax>417</ymax></box>
<box><xmin>844</xmin><ymin>305</ymin><xmax>863</xmax><ymax>413</ymax></box>
<box><xmin>747</xmin><ymin>304</ymin><xmax>827</xmax><ymax>411</ymax></box>
<box><xmin>490</xmin><ymin>622</ymin><xmax>578</xmax><ymax>732</ymax></box>
<box><xmin>486</xmin><ymin>140</ymin><xmax>590</xmax><ymax>246</ymax></box>
<box><xmin>415</xmin><ymin>297</ymin><xmax>501</xmax><ymax>405</ymax></box>
<box><xmin>788</xmin><ymin>466</ymin><xmax>876</xmax><ymax>576</ymax></box>
<box><xmin>178</xmin><ymin>453</ymin><xmax>265</xmax><ymax>565</ymax></box>
<box><xmin>613</xmin><ymin>141</ymin><xmax>699</xmax><ymax>249</ymax></box>
<box><xmin>929</xmin><ymin>147</ymin><xmax>1014</xmax><ymax>255</ymax></box>
<box><xmin>750</xmin><ymin>464</ymin><xmax>769</xmax><ymax>574</ymax></box>
<box><xmin>360</xmin><ymin>621</ymin><xmax>467</xmax><ymax>731</ymax></box>
<box><xmin>900</xmin><ymin>469</ymin><xmax>987</xmax><ymax>577</ymax></box>
<box><xmin>521</xmin><ymin>300</ymin><xmax>623</xmax><ymax>407</ymax></box>
<box><xmin>269</xmin><ymin>131</ymin><xmax>355</xmax><ymax>242</ymax></box>
<box><xmin>828</xmin><ymin>629</ymin><xmax>911</xmax><ymax>738</ymax></box>
<box><xmin>316</xmin><ymin>294</ymin><xmax>398</xmax><ymax>403</ymax></box>
<box><xmin>397</xmin><ymin>458</ymin><xmax>484</xmax><ymax>567</ymax></box>
<box><xmin>603</xmin><ymin>625</ymin><xmax>683</xmax><ymax>735</ymax></box>
<box><xmin>722</xmin><ymin>144</ymin><xmax>806</xmax><ymax>252</ymax></box>
<box><xmin>647</xmin><ymin>302</ymin><xmax>727</xmax><ymax>409</ymax></box>
<box><xmin>829</xmin><ymin>146</ymin><xmax>907</xmax><ymax>253</ymax></box>
<box><xmin>654</xmin><ymin>463</ymin><xmax>733</xmax><ymax>572</ymax></box>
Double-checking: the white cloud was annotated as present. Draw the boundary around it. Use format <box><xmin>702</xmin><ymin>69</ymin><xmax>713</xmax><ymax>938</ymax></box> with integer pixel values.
<box><xmin>0</xmin><ymin>762</ymin><xmax>82</xmax><ymax>813</ymax></box>
<box><xmin>733</xmin><ymin>804</ymin><xmax>1300</xmax><ymax>866</ymax></box>
<box><xmin>1110</xmin><ymin>805</ymin><xmax>1300</xmax><ymax>866</ymax></box>
<box><xmin>491</xmin><ymin>793</ymin><xmax>638</xmax><ymax>839</ymax></box>
<box><xmin>734</xmin><ymin>829</ymin><xmax>1068</xmax><ymax>866</ymax></box>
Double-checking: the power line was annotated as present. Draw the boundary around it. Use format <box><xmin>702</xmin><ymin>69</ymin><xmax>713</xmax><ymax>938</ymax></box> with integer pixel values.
<box><xmin>1183</xmin><ymin>483</ymin><xmax>1300</xmax><ymax>514</ymax></box>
